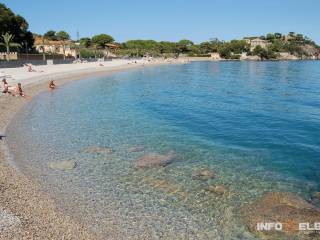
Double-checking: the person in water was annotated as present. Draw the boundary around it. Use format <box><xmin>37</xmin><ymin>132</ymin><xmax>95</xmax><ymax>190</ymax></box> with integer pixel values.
<box><xmin>1</xmin><ymin>78</ymin><xmax>11</xmax><ymax>94</ymax></box>
<box><xmin>48</xmin><ymin>80</ymin><xmax>56</xmax><ymax>90</ymax></box>
<box><xmin>14</xmin><ymin>83</ymin><xmax>30</xmax><ymax>99</ymax></box>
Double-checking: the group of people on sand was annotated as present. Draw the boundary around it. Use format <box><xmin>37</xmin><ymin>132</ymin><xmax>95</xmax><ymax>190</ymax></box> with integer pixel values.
<box><xmin>1</xmin><ymin>78</ymin><xmax>57</xmax><ymax>99</ymax></box>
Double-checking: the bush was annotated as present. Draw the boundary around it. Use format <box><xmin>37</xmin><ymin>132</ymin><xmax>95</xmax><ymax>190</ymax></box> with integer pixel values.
<box><xmin>80</xmin><ymin>49</ymin><xmax>100</xmax><ymax>58</ymax></box>
<box><xmin>187</xmin><ymin>53</ymin><xmax>210</xmax><ymax>57</ymax></box>
<box><xmin>230</xmin><ymin>54</ymin><xmax>241</xmax><ymax>60</ymax></box>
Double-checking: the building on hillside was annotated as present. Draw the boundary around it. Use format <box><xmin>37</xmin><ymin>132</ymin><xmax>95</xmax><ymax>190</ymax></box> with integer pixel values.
<box><xmin>34</xmin><ymin>36</ymin><xmax>77</xmax><ymax>58</ymax></box>
<box><xmin>105</xmin><ymin>43</ymin><xmax>119</xmax><ymax>58</ymax></box>
<box><xmin>244</xmin><ymin>37</ymin><xmax>269</xmax><ymax>51</ymax></box>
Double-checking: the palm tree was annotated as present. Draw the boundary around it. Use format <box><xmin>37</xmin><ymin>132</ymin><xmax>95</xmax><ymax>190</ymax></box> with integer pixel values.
<box><xmin>0</xmin><ymin>33</ymin><xmax>21</xmax><ymax>61</ymax></box>
<box><xmin>40</xmin><ymin>36</ymin><xmax>48</xmax><ymax>61</ymax></box>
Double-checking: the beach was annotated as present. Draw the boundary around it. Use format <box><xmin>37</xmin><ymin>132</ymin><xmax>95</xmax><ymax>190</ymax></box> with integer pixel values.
<box><xmin>0</xmin><ymin>58</ymin><xmax>184</xmax><ymax>239</ymax></box>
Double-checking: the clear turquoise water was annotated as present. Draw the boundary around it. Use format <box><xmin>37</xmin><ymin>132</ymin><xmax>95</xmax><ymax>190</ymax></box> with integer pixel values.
<box><xmin>6</xmin><ymin>61</ymin><xmax>320</xmax><ymax>239</ymax></box>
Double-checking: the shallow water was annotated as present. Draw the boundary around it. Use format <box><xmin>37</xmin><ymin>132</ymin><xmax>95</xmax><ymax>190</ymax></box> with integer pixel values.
<box><xmin>7</xmin><ymin>61</ymin><xmax>320</xmax><ymax>239</ymax></box>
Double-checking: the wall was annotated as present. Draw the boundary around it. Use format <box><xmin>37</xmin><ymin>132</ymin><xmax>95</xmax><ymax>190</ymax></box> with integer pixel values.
<box><xmin>0</xmin><ymin>52</ymin><xmax>18</xmax><ymax>60</ymax></box>
<box><xmin>0</xmin><ymin>59</ymin><xmax>74</xmax><ymax>68</ymax></box>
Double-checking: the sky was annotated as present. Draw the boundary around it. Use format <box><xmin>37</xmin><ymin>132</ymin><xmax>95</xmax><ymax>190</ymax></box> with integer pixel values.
<box><xmin>2</xmin><ymin>0</ymin><xmax>320</xmax><ymax>44</ymax></box>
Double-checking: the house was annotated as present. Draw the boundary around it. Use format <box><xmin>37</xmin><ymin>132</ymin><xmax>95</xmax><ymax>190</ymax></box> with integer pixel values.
<box><xmin>244</xmin><ymin>37</ymin><xmax>269</xmax><ymax>51</ymax></box>
<box><xmin>105</xmin><ymin>43</ymin><xmax>119</xmax><ymax>58</ymax></box>
<box><xmin>34</xmin><ymin>36</ymin><xmax>77</xmax><ymax>57</ymax></box>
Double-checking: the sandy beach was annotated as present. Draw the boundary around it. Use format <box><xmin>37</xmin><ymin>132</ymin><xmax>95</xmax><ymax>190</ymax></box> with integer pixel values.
<box><xmin>0</xmin><ymin>58</ymin><xmax>184</xmax><ymax>239</ymax></box>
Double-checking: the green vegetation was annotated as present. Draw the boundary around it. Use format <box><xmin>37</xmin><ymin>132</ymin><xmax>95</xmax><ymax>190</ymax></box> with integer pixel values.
<box><xmin>263</xmin><ymin>32</ymin><xmax>319</xmax><ymax>59</ymax></box>
<box><xmin>0</xmin><ymin>3</ymin><xmax>33</xmax><ymax>53</ymax></box>
<box><xmin>43</xmin><ymin>30</ymin><xmax>58</xmax><ymax>41</ymax></box>
<box><xmin>91</xmin><ymin>34</ymin><xmax>114</xmax><ymax>49</ymax></box>
<box><xmin>74</xmin><ymin>32</ymin><xmax>320</xmax><ymax>60</ymax></box>
<box><xmin>115</xmin><ymin>39</ymin><xmax>247</xmax><ymax>58</ymax></box>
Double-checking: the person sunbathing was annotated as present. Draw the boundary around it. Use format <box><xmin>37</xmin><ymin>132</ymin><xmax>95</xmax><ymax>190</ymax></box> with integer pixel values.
<box><xmin>48</xmin><ymin>80</ymin><xmax>56</xmax><ymax>90</ymax></box>
<box><xmin>2</xmin><ymin>78</ymin><xmax>11</xmax><ymax>95</ymax></box>
<box><xmin>24</xmin><ymin>64</ymin><xmax>36</xmax><ymax>72</ymax></box>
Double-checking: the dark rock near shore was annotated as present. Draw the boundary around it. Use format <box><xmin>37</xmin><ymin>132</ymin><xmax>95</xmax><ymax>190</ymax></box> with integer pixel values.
<box><xmin>81</xmin><ymin>146</ymin><xmax>114</xmax><ymax>155</ymax></box>
<box><xmin>134</xmin><ymin>152</ymin><xmax>176</xmax><ymax>168</ymax></box>
<box><xmin>241</xmin><ymin>192</ymin><xmax>320</xmax><ymax>239</ymax></box>
<box><xmin>192</xmin><ymin>169</ymin><xmax>215</xmax><ymax>180</ymax></box>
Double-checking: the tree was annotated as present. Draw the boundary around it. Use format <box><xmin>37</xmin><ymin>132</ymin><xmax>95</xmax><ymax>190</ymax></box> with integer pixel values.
<box><xmin>295</xmin><ymin>34</ymin><xmax>304</xmax><ymax>42</ymax></box>
<box><xmin>56</xmin><ymin>31</ymin><xmax>70</xmax><ymax>60</ymax></box>
<box><xmin>0</xmin><ymin>3</ymin><xmax>34</xmax><ymax>51</ymax></box>
<box><xmin>253</xmin><ymin>46</ymin><xmax>267</xmax><ymax>60</ymax></box>
<box><xmin>91</xmin><ymin>34</ymin><xmax>114</xmax><ymax>49</ymax></box>
<box><xmin>289</xmin><ymin>32</ymin><xmax>295</xmax><ymax>37</ymax></box>
<box><xmin>178</xmin><ymin>39</ymin><xmax>193</xmax><ymax>47</ymax></box>
<box><xmin>80</xmin><ymin>37</ymin><xmax>92</xmax><ymax>48</ymax></box>
<box><xmin>159</xmin><ymin>41</ymin><xmax>178</xmax><ymax>54</ymax></box>
<box><xmin>0</xmin><ymin>33</ymin><xmax>21</xmax><ymax>61</ymax></box>
<box><xmin>177</xmin><ymin>39</ymin><xmax>194</xmax><ymax>53</ymax></box>
<box><xmin>274</xmin><ymin>33</ymin><xmax>282</xmax><ymax>39</ymax></box>
<box><xmin>229</xmin><ymin>40</ymin><xmax>249</xmax><ymax>54</ymax></box>
<box><xmin>44</xmin><ymin>30</ymin><xmax>57</xmax><ymax>41</ymax></box>
<box><xmin>268</xmin><ymin>39</ymin><xmax>284</xmax><ymax>52</ymax></box>
<box><xmin>122</xmin><ymin>40</ymin><xmax>160</xmax><ymax>57</ymax></box>
<box><xmin>218</xmin><ymin>43</ymin><xmax>232</xmax><ymax>59</ymax></box>
<box><xmin>199</xmin><ymin>41</ymin><xmax>213</xmax><ymax>53</ymax></box>
<box><xmin>80</xmin><ymin>48</ymin><xmax>96</xmax><ymax>58</ymax></box>
<box><xmin>266</xmin><ymin>33</ymin><xmax>275</xmax><ymax>41</ymax></box>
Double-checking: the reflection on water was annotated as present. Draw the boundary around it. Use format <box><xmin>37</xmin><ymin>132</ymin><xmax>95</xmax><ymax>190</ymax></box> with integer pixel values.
<box><xmin>7</xmin><ymin>61</ymin><xmax>320</xmax><ymax>239</ymax></box>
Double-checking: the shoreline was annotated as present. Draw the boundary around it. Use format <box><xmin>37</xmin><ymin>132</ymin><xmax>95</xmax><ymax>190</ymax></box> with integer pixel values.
<box><xmin>0</xmin><ymin>59</ymin><xmax>182</xmax><ymax>239</ymax></box>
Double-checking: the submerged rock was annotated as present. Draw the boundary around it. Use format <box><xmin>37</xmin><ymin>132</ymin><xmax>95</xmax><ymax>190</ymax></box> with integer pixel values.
<box><xmin>207</xmin><ymin>185</ymin><xmax>228</xmax><ymax>196</ymax></box>
<box><xmin>128</xmin><ymin>146</ymin><xmax>144</xmax><ymax>153</ymax></box>
<box><xmin>81</xmin><ymin>146</ymin><xmax>114</xmax><ymax>155</ymax></box>
<box><xmin>241</xmin><ymin>192</ymin><xmax>320</xmax><ymax>239</ymax></box>
<box><xmin>134</xmin><ymin>152</ymin><xmax>176</xmax><ymax>168</ymax></box>
<box><xmin>192</xmin><ymin>169</ymin><xmax>215</xmax><ymax>181</ymax></box>
<box><xmin>49</xmin><ymin>160</ymin><xmax>76</xmax><ymax>170</ymax></box>
<box><xmin>143</xmin><ymin>176</ymin><xmax>187</xmax><ymax>199</ymax></box>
